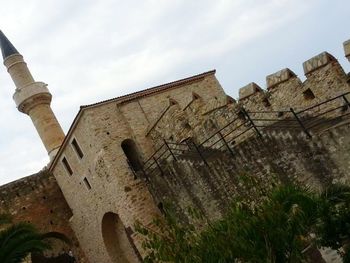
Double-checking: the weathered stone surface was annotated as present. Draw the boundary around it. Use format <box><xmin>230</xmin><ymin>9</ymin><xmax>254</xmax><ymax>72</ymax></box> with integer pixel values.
<box><xmin>49</xmin><ymin>73</ymin><xmax>227</xmax><ymax>263</ymax></box>
<box><xmin>303</xmin><ymin>52</ymin><xmax>336</xmax><ymax>75</ymax></box>
<box><xmin>0</xmin><ymin>171</ymin><xmax>88</xmax><ymax>262</ymax></box>
<box><xmin>2</xmin><ymin>36</ymin><xmax>350</xmax><ymax>263</ymax></box>
<box><xmin>344</xmin><ymin>39</ymin><xmax>350</xmax><ymax>61</ymax></box>
<box><xmin>238</xmin><ymin>82</ymin><xmax>262</xmax><ymax>100</ymax></box>
<box><xmin>266</xmin><ymin>68</ymin><xmax>297</xmax><ymax>89</ymax></box>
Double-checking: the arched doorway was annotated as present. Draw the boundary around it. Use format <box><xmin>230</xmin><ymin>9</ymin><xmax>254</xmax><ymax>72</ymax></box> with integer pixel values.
<box><xmin>121</xmin><ymin>139</ymin><xmax>142</xmax><ymax>173</ymax></box>
<box><xmin>31</xmin><ymin>232</ymin><xmax>75</xmax><ymax>263</ymax></box>
<box><xmin>102</xmin><ymin>212</ymin><xmax>140</xmax><ymax>263</ymax></box>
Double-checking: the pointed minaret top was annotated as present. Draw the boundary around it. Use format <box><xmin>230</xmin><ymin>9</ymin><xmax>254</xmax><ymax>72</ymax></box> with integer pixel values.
<box><xmin>0</xmin><ymin>30</ymin><xmax>19</xmax><ymax>60</ymax></box>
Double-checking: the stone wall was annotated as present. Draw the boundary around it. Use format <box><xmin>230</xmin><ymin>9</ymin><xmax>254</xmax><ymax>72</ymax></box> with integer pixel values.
<box><xmin>0</xmin><ymin>171</ymin><xmax>87</xmax><ymax>262</ymax></box>
<box><xmin>49</xmin><ymin>72</ymin><xmax>227</xmax><ymax>263</ymax></box>
<box><xmin>145</xmin><ymin>51</ymin><xmax>350</xmax><ymax>151</ymax></box>
<box><xmin>4</xmin><ymin>39</ymin><xmax>349</xmax><ymax>263</ymax></box>
<box><xmin>146</xmin><ymin>119</ymin><xmax>350</xmax><ymax>221</ymax></box>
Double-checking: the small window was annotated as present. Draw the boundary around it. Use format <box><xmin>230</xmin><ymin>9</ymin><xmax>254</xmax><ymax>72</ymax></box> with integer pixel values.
<box><xmin>169</xmin><ymin>98</ymin><xmax>178</xmax><ymax>106</ymax></box>
<box><xmin>62</xmin><ymin>157</ymin><xmax>73</xmax><ymax>175</ymax></box>
<box><xmin>83</xmin><ymin>177</ymin><xmax>92</xmax><ymax>190</ymax></box>
<box><xmin>262</xmin><ymin>98</ymin><xmax>271</xmax><ymax>107</ymax></box>
<box><xmin>192</xmin><ymin>92</ymin><xmax>201</xmax><ymax>100</ymax></box>
<box><xmin>303</xmin><ymin>89</ymin><xmax>315</xmax><ymax>100</ymax></box>
<box><xmin>72</xmin><ymin>138</ymin><xmax>84</xmax><ymax>159</ymax></box>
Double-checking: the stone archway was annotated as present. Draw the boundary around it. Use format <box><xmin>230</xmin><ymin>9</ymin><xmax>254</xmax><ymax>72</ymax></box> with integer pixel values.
<box><xmin>31</xmin><ymin>232</ymin><xmax>75</xmax><ymax>263</ymax></box>
<box><xmin>102</xmin><ymin>212</ymin><xmax>140</xmax><ymax>263</ymax></box>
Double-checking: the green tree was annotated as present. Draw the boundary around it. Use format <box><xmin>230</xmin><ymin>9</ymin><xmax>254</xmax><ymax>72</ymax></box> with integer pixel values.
<box><xmin>195</xmin><ymin>184</ymin><xmax>320</xmax><ymax>263</ymax></box>
<box><xmin>316</xmin><ymin>184</ymin><xmax>350</xmax><ymax>262</ymax></box>
<box><xmin>0</xmin><ymin>214</ymin><xmax>50</xmax><ymax>263</ymax></box>
<box><xmin>136</xmin><ymin>184</ymin><xmax>330</xmax><ymax>263</ymax></box>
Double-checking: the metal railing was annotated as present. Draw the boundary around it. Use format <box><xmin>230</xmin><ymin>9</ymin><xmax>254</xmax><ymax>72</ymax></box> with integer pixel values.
<box><xmin>141</xmin><ymin>92</ymin><xmax>350</xmax><ymax>178</ymax></box>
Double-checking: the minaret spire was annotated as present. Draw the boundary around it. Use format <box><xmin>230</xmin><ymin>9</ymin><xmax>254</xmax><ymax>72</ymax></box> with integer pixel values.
<box><xmin>0</xmin><ymin>30</ymin><xmax>19</xmax><ymax>59</ymax></box>
<box><xmin>0</xmin><ymin>30</ymin><xmax>65</xmax><ymax>159</ymax></box>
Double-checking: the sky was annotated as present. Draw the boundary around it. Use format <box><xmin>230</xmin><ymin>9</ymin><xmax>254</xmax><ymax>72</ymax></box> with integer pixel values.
<box><xmin>0</xmin><ymin>0</ymin><xmax>349</xmax><ymax>185</ymax></box>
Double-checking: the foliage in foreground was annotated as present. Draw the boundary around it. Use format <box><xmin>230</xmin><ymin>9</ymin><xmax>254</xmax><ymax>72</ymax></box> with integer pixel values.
<box><xmin>136</xmin><ymin>184</ymin><xmax>350</xmax><ymax>263</ymax></box>
<box><xmin>0</xmin><ymin>214</ymin><xmax>50</xmax><ymax>263</ymax></box>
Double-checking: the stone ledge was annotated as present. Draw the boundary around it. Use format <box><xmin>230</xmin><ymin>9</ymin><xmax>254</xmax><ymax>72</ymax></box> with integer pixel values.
<box><xmin>266</xmin><ymin>68</ymin><xmax>297</xmax><ymax>89</ymax></box>
<box><xmin>13</xmin><ymin>82</ymin><xmax>52</xmax><ymax>113</ymax></box>
<box><xmin>344</xmin><ymin>39</ymin><xmax>350</xmax><ymax>61</ymax></box>
<box><xmin>302</xmin><ymin>52</ymin><xmax>336</xmax><ymax>75</ymax></box>
<box><xmin>239</xmin><ymin>82</ymin><xmax>263</xmax><ymax>100</ymax></box>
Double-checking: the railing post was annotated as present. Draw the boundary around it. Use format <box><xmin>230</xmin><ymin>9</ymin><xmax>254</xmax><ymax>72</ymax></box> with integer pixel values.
<box><xmin>153</xmin><ymin>157</ymin><xmax>164</xmax><ymax>176</ymax></box>
<box><xmin>126</xmin><ymin>159</ymin><xmax>138</xmax><ymax>179</ymax></box>
<box><xmin>241</xmin><ymin>108</ymin><xmax>262</xmax><ymax>138</ymax></box>
<box><xmin>342</xmin><ymin>95</ymin><xmax>350</xmax><ymax>108</ymax></box>
<box><xmin>218</xmin><ymin>131</ymin><xmax>235</xmax><ymax>157</ymax></box>
<box><xmin>290</xmin><ymin>108</ymin><xmax>312</xmax><ymax>138</ymax></box>
<box><xmin>186</xmin><ymin>140</ymin><xmax>210</xmax><ymax>167</ymax></box>
<box><xmin>141</xmin><ymin>165</ymin><xmax>149</xmax><ymax>182</ymax></box>
<box><xmin>163</xmin><ymin>139</ymin><xmax>177</xmax><ymax>161</ymax></box>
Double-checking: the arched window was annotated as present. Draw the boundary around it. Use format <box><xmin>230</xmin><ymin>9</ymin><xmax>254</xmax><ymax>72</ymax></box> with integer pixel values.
<box><xmin>121</xmin><ymin>139</ymin><xmax>142</xmax><ymax>173</ymax></box>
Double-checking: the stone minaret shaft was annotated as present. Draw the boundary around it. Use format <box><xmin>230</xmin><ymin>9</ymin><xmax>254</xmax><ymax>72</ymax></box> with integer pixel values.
<box><xmin>0</xmin><ymin>31</ymin><xmax>64</xmax><ymax>159</ymax></box>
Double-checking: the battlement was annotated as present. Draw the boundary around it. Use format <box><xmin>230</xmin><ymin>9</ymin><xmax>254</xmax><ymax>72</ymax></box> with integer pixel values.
<box><xmin>236</xmin><ymin>41</ymin><xmax>350</xmax><ymax>112</ymax></box>
<box><xmin>344</xmin><ymin>40</ymin><xmax>350</xmax><ymax>61</ymax></box>
<box><xmin>238</xmin><ymin>82</ymin><xmax>263</xmax><ymax>100</ymax></box>
<box><xmin>266</xmin><ymin>68</ymin><xmax>297</xmax><ymax>89</ymax></box>
<box><xmin>144</xmin><ymin>38</ymin><xmax>350</xmax><ymax>154</ymax></box>
<box><xmin>302</xmin><ymin>52</ymin><xmax>337</xmax><ymax>75</ymax></box>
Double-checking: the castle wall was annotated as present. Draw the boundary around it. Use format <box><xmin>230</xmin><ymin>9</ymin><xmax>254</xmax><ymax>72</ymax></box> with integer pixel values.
<box><xmin>240</xmin><ymin>52</ymin><xmax>349</xmax><ymax>113</ymax></box>
<box><xmin>146</xmin><ymin>51</ymin><xmax>350</xmax><ymax>153</ymax></box>
<box><xmin>46</xmin><ymin>40</ymin><xmax>350</xmax><ymax>263</ymax></box>
<box><xmin>50</xmin><ymin>73</ymin><xmax>227</xmax><ymax>262</ymax></box>
<box><xmin>0</xmin><ymin>171</ymin><xmax>87</xmax><ymax>262</ymax></box>
<box><xmin>146</xmin><ymin>120</ymin><xmax>350</xmax><ymax>222</ymax></box>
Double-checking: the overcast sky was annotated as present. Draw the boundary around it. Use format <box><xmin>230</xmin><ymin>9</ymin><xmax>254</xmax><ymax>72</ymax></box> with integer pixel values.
<box><xmin>0</xmin><ymin>0</ymin><xmax>349</xmax><ymax>185</ymax></box>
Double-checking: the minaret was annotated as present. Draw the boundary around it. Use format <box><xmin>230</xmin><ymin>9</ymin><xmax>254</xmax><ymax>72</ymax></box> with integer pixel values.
<box><xmin>0</xmin><ymin>30</ymin><xmax>65</xmax><ymax>159</ymax></box>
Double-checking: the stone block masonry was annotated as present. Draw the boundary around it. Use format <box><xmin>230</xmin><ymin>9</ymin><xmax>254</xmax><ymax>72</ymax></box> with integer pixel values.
<box><xmin>1</xmin><ymin>31</ymin><xmax>349</xmax><ymax>263</ymax></box>
<box><xmin>0</xmin><ymin>171</ymin><xmax>88</xmax><ymax>262</ymax></box>
<box><xmin>146</xmin><ymin>121</ymin><xmax>350</xmax><ymax>221</ymax></box>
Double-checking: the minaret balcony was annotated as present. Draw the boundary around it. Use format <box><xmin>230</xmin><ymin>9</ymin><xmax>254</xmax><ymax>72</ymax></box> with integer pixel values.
<box><xmin>13</xmin><ymin>81</ymin><xmax>52</xmax><ymax>114</ymax></box>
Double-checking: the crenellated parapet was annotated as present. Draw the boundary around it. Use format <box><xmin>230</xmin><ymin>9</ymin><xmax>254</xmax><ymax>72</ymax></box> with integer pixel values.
<box><xmin>266</xmin><ymin>68</ymin><xmax>303</xmax><ymax>110</ymax></box>
<box><xmin>344</xmin><ymin>40</ymin><xmax>350</xmax><ymax>62</ymax></box>
<box><xmin>234</xmin><ymin>45</ymin><xmax>350</xmax><ymax>113</ymax></box>
<box><xmin>238</xmin><ymin>82</ymin><xmax>270</xmax><ymax>112</ymax></box>
<box><xmin>301</xmin><ymin>52</ymin><xmax>349</xmax><ymax>106</ymax></box>
<box><xmin>302</xmin><ymin>52</ymin><xmax>337</xmax><ymax>75</ymax></box>
<box><xmin>266</xmin><ymin>68</ymin><xmax>297</xmax><ymax>90</ymax></box>
<box><xmin>238</xmin><ymin>82</ymin><xmax>263</xmax><ymax>100</ymax></box>
<box><xmin>145</xmin><ymin>39</ymin><xmax>350</xmax><ymax>154</ymax></box>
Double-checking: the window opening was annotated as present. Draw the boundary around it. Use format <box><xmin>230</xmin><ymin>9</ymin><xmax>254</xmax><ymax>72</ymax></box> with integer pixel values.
<box><xmin>192</xmin><ymin>92</ymin><xmax>201</xmax><ymax>100</ymax></box>
<box><xmin>72</xmin><ymin>138</ymin><xmax>84</xmax><ymax>158</ymax></box>
<box><xmin>62</xmin><ymin>157</ymin><xmax>73</xmax><ymax>175</ymax></box>
<box><xmin>83</xmin><ymin>177</ymin><xmax>92</xmax><ymax>190</ymax></box>
<box><xmin>121</xmin><ymin>139</ymin><xmax>142</xmax><ymax>174</ymax></box>
<box><xmin>263</xmin><ymin>97</ymin><xmax>271</xmax><ymax>107</ymax></box>
<box><xmin>303</xmin><ymin>88</ymin><xmax>315</xmax><ymax>100</ymax></box>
